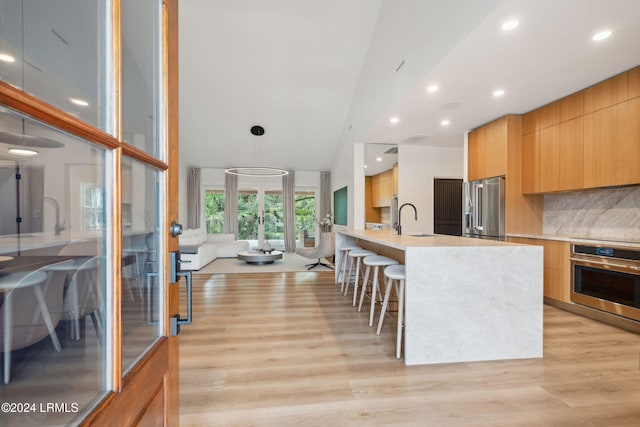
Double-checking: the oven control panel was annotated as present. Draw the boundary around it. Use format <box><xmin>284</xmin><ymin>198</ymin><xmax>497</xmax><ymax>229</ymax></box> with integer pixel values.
<box><xmin>596</xmin><ymin>247</ymin><xmax>614</xmax><ymax>257</ymax></box>
<box><xmin>573</xmin><ymin>244</ymin><xmax>640</xmax><ymax>262</ymax></box>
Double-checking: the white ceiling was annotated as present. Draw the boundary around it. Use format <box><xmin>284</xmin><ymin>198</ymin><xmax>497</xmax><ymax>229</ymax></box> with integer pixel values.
<box><xmin>179</xmin><ymin>0</ymin><xmax>640</xmax><ymax>173</ymax></box>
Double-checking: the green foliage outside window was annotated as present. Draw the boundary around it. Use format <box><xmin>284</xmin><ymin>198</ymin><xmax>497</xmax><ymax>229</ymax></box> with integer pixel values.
<box><xmin>204</xmin><ymin>191</ymin><xmax>224</xmax><ymax>234</ymax></box>
<box><xmin>237</xmin><ymin>192</ymin><xmax>258</xmax><ymax>239</ymax></box>
<box><xmin>295</xmin><ymin>193</ymin><xmax>316</xmax><ymax>238</ymax></box>
<box><xmin>205</xmin><ymin>190</ymin><xmax>317</xmax><ymax>240</ymax></box>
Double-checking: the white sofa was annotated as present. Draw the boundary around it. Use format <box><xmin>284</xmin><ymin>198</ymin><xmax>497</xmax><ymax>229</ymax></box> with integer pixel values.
<box><xmin>179</xmin><ymin>230</ymin><xmax>249</xmax><ymax>271</ymax></box>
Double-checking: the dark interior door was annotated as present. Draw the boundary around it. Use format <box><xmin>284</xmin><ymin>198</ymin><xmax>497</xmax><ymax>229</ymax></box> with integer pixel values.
<box><xmin>434</xmin><ymin>178</ymin><xmax>463</xmax><ymax>236</ymax></box>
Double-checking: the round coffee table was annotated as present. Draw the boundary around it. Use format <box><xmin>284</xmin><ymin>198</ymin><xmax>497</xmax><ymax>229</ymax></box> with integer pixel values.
<box><xmin>237</xmin><ymin>250</ymin><xmax>283</xmax><ymax>265</ymax></box>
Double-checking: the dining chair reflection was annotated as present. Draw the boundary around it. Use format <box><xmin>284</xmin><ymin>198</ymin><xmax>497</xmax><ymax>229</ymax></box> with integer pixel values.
<box><xmin>0</xmin><ymin>259</ymin><xmax>74</xmax><ymax>384</ymax></box>
<box><xmin>62</xmin><ymin>256</ymin><xmax>102</xmax><ymax>342</ymax></box>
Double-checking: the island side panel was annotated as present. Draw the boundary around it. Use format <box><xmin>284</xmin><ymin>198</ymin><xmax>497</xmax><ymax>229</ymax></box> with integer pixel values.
<box><xmin>404</xmin><ymin>245</ymin><xmax>543</xmax><ymax>365</ymax></box>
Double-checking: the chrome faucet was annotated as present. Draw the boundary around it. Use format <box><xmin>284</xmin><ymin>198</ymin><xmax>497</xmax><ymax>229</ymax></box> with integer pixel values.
<box><xmin>44</xmin><ymin>197</ymin><xmax>66</xmax><ymax>236</ymax></box>
<box><xmin>397</xmin><ymin>202</ymin><xmax>417</xmax><ymax>235</ymax></box>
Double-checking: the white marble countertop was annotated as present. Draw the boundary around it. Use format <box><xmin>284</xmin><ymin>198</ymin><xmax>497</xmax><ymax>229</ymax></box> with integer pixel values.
<box><xmin>334</xmin><ymin>228</ymin><xmax>543</xmax><ymax>365</ymax></box>
<box><xmin>336</xmin><ymin>229</ymin><xmax>519</xmax><ymax>250</ymax></box>
<box><xmin>507</xmin><ymin>233</ymin><xmax>640</xmax><ymax>249</ymax></box>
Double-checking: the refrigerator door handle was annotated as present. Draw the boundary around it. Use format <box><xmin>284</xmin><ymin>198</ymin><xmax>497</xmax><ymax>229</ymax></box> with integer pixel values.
<box><xmin>475</xmin><ymin>184</ymin><xmax>483</xmax><ymax>231</ymax></box>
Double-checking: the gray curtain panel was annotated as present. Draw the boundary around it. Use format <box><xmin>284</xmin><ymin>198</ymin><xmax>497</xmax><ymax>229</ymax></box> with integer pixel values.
<box><xmin>320</xmin><ymin>170</ymin><xmax>331</xmax><ymax>220</ymax></box>
<box><xmin>224</xmin><ymin>172</ymin><xmax>238</xmax><ymax>236</ymax></box>
<box><xmin>187</xmin><ymin>167</ymin><xmax>201</xmax><ymax>229</ymax></box>
<box><xmin>283</xmin><ymin>170</ymin><xmax>296</xmax><ymax>252</ymax></box>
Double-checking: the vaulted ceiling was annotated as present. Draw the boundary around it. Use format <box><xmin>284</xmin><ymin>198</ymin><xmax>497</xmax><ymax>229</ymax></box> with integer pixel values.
<box><xmin>179</xmin><ymin>0</ymin><xmax>640</xmax><ymax>173</ymax></box>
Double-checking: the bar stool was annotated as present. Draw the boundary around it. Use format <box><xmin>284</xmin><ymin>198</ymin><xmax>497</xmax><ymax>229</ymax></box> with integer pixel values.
<box><xmin>121</xmin><ymin>253</ymin><xmax>139</xmax><ymax>301</ymax></box>
<box><xmin>359</xmin><ymin>255</ymin><xmax>398</xmax><ymax>327</ymax></box>
<box><xmin>377</xmin><ymin>264</ymin><xmax>405</xmax><ymax>359</ymax></box>
<box><xmin>343</xmin><ymin>249</ymin><xmax>376</xmax><ymax>305</ymax></box>
<box><xmin>336</xmin><ymin>244</ymin><xmax>361</xmax><ymax>290</ymax></box>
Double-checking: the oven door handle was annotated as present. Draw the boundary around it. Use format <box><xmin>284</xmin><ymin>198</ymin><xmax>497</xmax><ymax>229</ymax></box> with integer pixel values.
<box><xmin>570</xmin><ymin>257</ymin><xmax>639</xmax><ymax>273</ymax></box>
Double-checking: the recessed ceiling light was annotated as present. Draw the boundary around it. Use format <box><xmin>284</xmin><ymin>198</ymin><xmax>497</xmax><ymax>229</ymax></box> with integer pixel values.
<box><xmin>376</xmin><ymin>157</ymin><xmax>382</xmax><ymax>162</ymax></box>
<box><xmin>8</xmin><ymin>148</ymin><xmax>38</xmax><ymax>156</ymax></box>
<box><xmin>592</xmin><ymin>30</ymin><xmax>612</xmax><ymax>41</ymax></box>
<box><xmin>389</xmin><ymin>117</ymin><xmax>399</xmax><ymax>124</ymax></box>
<box><xmin>0</xmin><ymin>53</ymin><xmax>15</xmax><ymax>63</ymax></box>
<box><xmin>364</xmin><ymin>164</ymin><xmax>368</xmax><ymax>168</ymax></box>
<box><xmin>493</xmin><ymin>89</ymin><xmax>505</xmax><ymax>97</ymax></box>
<box><xmin>70</xmin><ymin>98</ymin><xmax>89</xmax><ymax>107</ymax></box>
<box><xmin>427</xmin><ymin>84</ymin><xmax>439</xmax><ymax>93</ymax></box>
<box><xmin>501</xmin><ymin>19</ymin><xmax>519</xmax><ymax>31</ymax></box>
<box><xmin>440</xmin><ymin>119</ymin><xmax>450</xmax><ymax>126</ymax></box>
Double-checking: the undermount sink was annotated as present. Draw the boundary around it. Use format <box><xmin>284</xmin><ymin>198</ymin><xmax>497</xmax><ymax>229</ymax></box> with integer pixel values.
<box><xmin>407</xmin><ymin>233</ymin><xmax>434</xmax><ymax>237</ymax></box>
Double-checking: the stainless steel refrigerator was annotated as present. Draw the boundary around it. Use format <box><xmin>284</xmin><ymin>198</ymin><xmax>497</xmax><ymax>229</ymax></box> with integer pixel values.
<box><xmin>463</xmin><ymin>175</ymin><xmax>505</xmax><ymax>240</ymax></box>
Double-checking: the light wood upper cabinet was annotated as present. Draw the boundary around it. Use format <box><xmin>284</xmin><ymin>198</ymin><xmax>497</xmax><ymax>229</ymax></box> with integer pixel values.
<box><xmin>558</xmin><ymin>117</ymin><xmax>584</xmax><ymax>191</ymax></box>
<box><xmin>364</xmin><ymin>176</ymin><xmax>381</xmax><ymax>223</ymax></box>
<box><xmin>539</xmin><ymin>125</ymin><xmax>559</xmax><ymax>192</ymax></box>
<box><xmin>370</xmin><ymin>174</ymin><xmax>380</xmax><ymax>207</ymax></box>
<box><xmin>484</xmin><ymin>118</ymin><xmax>507</xmax><ymax>177</ymax></box>
<box><xmin>583</xmin><ymin>72</ymin><xmax>628</xmax><ymax>114</ymax></box>
<box><xmin>392</xmin><ymin>163</ymin><xmax>398</xmax><ymax>196</ymax></box>
<box><xmin>521</xmin><ymin>131</ymin><xmax>539</xmax><ymax>194</ymax></box>
<box><xmin>583</xmin><ymin>102</ymin><xmax>639</xmax><ymax>188</ymax></box>
<box><xmin>560</xmin><ymin>91</ymin><xmax>584</xmax><ymax>122</ymax></box>
<box><xmin>467</xmin><ymin>126</ymin><xmax>484</xmax><ymax>181</ymax></box>
<box><xmin>370</xmin><ymin>169</ymin><xmax>393</xmax><ymax>207</ymax></box>
<box><xmin>523</xmin><ymin>101</ymin><xmax>560</xmax><ymax>132</ymax></box>
<box><xmin>629</xmin><ymin>66</ymin><xmax>640</xmax><ymax>99</ymax></box>
<box><xmin>380</xmin><ymin>170</ymin><xmax>393</xmax><ymax>206</ymax></box>
<box><xmin>537</xmin><ymin>101</ymin><xmax>560</xmax><ymax>130</ymax></box>
<box><xmin>522</xmin><ymin>110</ymin><xmax>538</xmax><ymax>135</ymax></box>
<box><xmin>522</xmin><ymin>67</ymin><xmax>640</xmax><ymax>193</ymax></box>
<box><xmin>583</xmin><ymin>105</ymin><xmax>617</xmax><ymax>188</ymax></box>
<box><xmin>524</xmin><ymin>117</ymin><xmax>584</xmax><ymax>194</ymax></box>
<box><xmin>621</xmin><ymin>97</ymin><xmax>640</xmax><ymax>184</ymax></box>
<box><xmin>468</xmin><ymin>117</ymin><xmax>506</xmax><ymax>181</ymax></box>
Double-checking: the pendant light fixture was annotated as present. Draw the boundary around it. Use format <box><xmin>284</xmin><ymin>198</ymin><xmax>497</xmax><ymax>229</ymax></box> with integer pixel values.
<box><xmin>0</xmin><ymin>117</ymin><xmax>65</xmax><ymax>157</ymax></box>
<box><xmin>225</xmin><ymin>125</ymin><xmax>288</xmax><ymax>177</ymax></box>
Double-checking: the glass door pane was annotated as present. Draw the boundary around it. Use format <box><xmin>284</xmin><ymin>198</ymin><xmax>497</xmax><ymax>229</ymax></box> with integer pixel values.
<box><xmin>121</xmin><ymin>0</ymin><xmax>161</xmax><ymax>157</ymax></box>
<box><xmin>295</xmin><ymin>191</ymin><xmax>316</xmax><ymax>247</ymax></box>
<box><xmin>237</xmin><ymin>190</ymin><xmax>258</xmax><ymax>242</ymax></box>
<box><xmin>0</xmin><ymin>108</ymin><xmax>109</xmax><ymax>425</ymax></box>
<box><xmin>121</xmin><ymin>157</ymin><xmax>161</xmax><ymax>374</ymax></box>
<box><xmin>263</xmin><ymin>190</ymin><xmax>283</xmax><ymax>249</ymax></box>
<box><xmin>0</xmin><ymin>0</ymin><xmax>107</xmax><ymax>129</ymax></box>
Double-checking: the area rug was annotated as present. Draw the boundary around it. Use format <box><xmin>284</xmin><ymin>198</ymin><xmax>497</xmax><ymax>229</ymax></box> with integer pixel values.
<box><xmin>192</xmin><ymin>252</ymin><xmax>334</xmax><ymax>275</ymax></box>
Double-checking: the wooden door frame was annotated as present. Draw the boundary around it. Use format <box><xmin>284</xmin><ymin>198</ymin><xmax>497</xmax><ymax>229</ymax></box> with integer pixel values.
<box><xmin>1</xmin><ymin>0</ymin><xmax>181</xmax><ymax>424</ymax></box>
<box><xmin>82</xmin><ymin>0</ymin><xmax>181</xmax><ymax>424</ymax></box>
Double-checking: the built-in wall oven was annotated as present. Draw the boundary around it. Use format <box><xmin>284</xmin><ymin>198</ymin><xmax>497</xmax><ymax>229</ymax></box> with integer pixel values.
<box><xmin>571</xmin><ymin>244</ymin><xmax>640</xmax><ymax>322</ymax></box>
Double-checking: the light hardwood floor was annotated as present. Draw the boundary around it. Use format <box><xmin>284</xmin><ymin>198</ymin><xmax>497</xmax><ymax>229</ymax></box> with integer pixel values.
<box><xmin>180</xmin><ymin>271</ymin><xmax>640</xmax><ymax>426</ymax></box>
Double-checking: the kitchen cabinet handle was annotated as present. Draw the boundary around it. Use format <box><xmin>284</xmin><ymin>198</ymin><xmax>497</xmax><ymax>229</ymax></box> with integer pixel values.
<box><xmin>570</xmin><ymin>257</ymin><xmax>639</xmax><ymax>273</ymax></box>
<box><xmin>475</xmin><ymin>184</ymin><xmax>484</xmax><ymax>231</ymax></box>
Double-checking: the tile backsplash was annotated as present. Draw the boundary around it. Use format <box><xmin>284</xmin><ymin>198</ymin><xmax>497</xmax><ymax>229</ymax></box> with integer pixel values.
<box><xmin>543</xmin><ymin>186</ymin><xmax>640</xmax><ymax>242</ymax></box>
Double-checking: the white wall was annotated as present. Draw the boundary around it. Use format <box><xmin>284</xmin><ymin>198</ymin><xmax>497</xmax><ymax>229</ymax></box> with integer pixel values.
<box><xmin>397</xmin><ymin>144</ymin><xmax>463</xmax><ymax>234</ymax></box>
<box><xmin>330</xmin><ymin>134</ymin><xmax>364</xmax><ymax>230</ymax></box>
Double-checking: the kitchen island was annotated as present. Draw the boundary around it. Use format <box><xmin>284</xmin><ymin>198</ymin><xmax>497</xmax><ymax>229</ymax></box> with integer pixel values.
<box><xmin>335</xmin><ymin>229</ymin><xmax>543</xmax><ymax>365</ymax></box>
